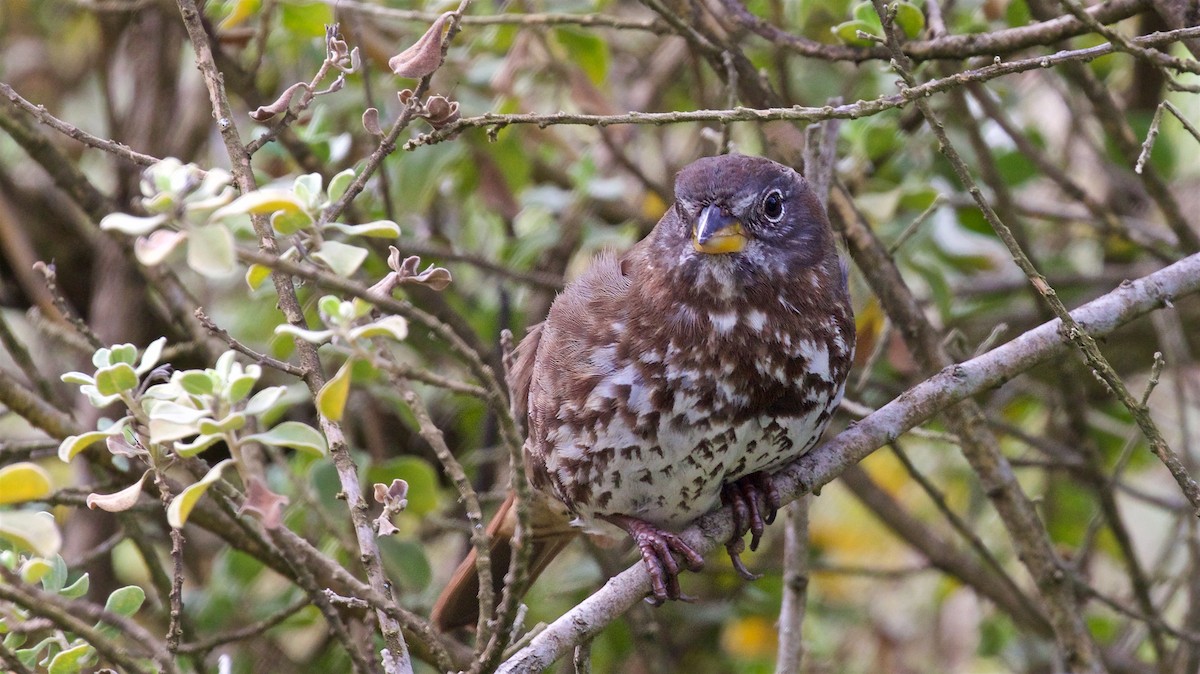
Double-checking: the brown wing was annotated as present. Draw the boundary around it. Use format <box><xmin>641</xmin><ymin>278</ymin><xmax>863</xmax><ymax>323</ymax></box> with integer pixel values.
<box><xmin>524</xmin><ymin>252</ymin><xmax>632</xmax><ymax>488</ymax></box>
<box><xmin>507</xmin><ymin>321</ymin><xmax>544</xmax><ymax>425</ymax></box>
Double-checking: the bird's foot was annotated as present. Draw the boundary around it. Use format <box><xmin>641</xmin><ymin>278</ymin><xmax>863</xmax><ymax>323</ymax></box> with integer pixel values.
<box><xmin>720</xmin><ymin>472</ymin><xmax>781</xmax><ymax>580</ymax></box>
<box><xmin>601</xmin><ymin>514</ymin><xmax>705</xmax><ymax>604</ymax></box>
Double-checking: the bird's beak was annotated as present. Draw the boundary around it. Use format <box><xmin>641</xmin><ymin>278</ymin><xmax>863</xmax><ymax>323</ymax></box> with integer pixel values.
<box><xmin>692</xmin><ymin>204</ymin><xmax>747</xmax><ymax>254</ymax></box>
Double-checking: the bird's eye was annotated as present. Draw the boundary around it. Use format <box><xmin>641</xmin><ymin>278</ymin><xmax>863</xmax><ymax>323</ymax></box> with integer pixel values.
<box><xmin>763</xmin><ymin>190</ymin><xmax>784</xmax><ymax>222</ymax></box>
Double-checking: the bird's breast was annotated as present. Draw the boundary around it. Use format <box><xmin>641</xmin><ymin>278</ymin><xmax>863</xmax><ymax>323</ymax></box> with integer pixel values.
<box><xmin>536</xmin><ymin>297</ymin><xmax>852</xmax><ymax>529</ymax></box>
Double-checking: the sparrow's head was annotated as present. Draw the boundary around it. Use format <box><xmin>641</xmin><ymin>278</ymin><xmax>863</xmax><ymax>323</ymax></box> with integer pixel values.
<box><xmin>658</xmin><ymin>155</ymin><xmax>837</xmax><ymax>290</ymax></box>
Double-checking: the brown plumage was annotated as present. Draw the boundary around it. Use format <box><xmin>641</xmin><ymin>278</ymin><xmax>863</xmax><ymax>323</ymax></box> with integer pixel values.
<box><xmin>432</xmin><ymin>154</ymin><xmax>854</xmax><ymax>631</ymax></box>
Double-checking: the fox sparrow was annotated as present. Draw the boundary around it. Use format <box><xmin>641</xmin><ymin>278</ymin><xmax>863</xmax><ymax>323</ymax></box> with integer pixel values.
<box><xmin>432</xmin><ymin>154</ymin><xmax>855</xmax><ymax>630</ymax></box>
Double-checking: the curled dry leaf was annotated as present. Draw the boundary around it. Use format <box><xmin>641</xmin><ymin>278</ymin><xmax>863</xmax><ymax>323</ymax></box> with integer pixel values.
<box><xmin>388</xmin><ymin>12</ymin><xmax>453</xmax><ymax>79</ymax></box>
<box><xmin>397</xmin><ymin>254</ymin><xmax>453</xmax><ymax>291</ymax></box>
<box><xmin>424</xmin><ymin>95</ymin><xmax>460</xmax><ymax>130</ymax></box>
<box><xmin>375</xmin><ymin>514</ymin><xmax>400</xmax><ymax>537</ymax></box>
<box><xmin>239</xmin><ymin>476</ymin><xmax>290</xmax><ymax>529</ymax></box>
<box><xmin>373</xmin><ymin>478</ymin><xmax>409</xmax><ymax>509</ymax></box>
<box><xmin>362</xmin><ymin>107</ymin><xmax>382</xmax><ymax>135</ymax></box>
<box><xmin>86</xmin><ymin>471</ymin><xmax>150</xmax><ymax>512</ymax></box>
<box><xmin>250</xmin><ymin>82</ymin><xmax>310</xmax><ymax>122</ymax></box>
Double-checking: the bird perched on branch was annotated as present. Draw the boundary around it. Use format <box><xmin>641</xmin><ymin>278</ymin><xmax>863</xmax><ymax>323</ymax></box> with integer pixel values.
<box><xmin>432</xmin><ymin>154</ymin><xmax>855</xmax><ymax>631</ymax></box>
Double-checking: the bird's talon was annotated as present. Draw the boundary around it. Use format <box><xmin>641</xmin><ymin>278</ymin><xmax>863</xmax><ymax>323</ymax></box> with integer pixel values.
<box><xmin>727</xmin><ymin>546</ymin><xmax>762</xmax><ymax>581</ymax></box>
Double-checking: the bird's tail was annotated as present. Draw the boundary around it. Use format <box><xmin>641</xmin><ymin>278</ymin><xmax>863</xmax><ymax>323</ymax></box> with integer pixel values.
<box><xmin>430</xmin><ymin>492</ymin><xmax>577</xmax><ymax>632</ymax></box>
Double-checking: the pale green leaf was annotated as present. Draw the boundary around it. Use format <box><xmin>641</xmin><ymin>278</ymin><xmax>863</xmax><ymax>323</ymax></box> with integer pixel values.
<box><xmin>0</xmin><ymin>511</ymin><xmax>61</xmax><ymax>557</ymax></box>
<box><xmin>245</xmin><ymin>421</ymin><xmax>328</xmax><ymax>457</ymax></box>
<box><xmin>60</xmin><ymin>573</ymin><xmax>90</xmax><ymax>599</ymax></box>
<box><xmin>99</xmin><ymin>212</ymin><xmax>168</xmax><ymax>236</ymax></box>
<box><xmin>244</xmin><ymin>386</ymin><xmax>286</xmax><ymax>416</ymax></box>
<box><xmin>349</xmin><ymin>315</ymin><xmax>409</xmax><ymax>342</ymax></box>
<box><xmin>134</xmin><ymin>230</ymin><xmax>187</xmax><ymax>266</ymax></box>
<box><xmin>274</xmin><ymin>324</ymin><xmax>334</xmax><ymax>344</ymax></box>
<box><xmin>187</xmin><ymin>224</ymin><xmax>236</xmax><ymax>278</ymax></box>
<box><xmin>60</xmin><ymin>371</ymin><xmax>94</xmax><ymax>386</ymax></box>
<box><xmin>327</xmin><ymin>168</ymin><xmax>355</xmax><ymax>202</ymax></box>
<box><xmin>58</xmin><ymin>418</ymin><xmax>130</xmax><ymax>462</ymax></box>
<box><xmin>173</xmin><ymin>433</ymin><xmax>223</xmax><ymax>458</ymax></box>
<box><xmin>48</xmin><ymin>642</ymin><xmax>94</xmax><ymax>674</ymax></box>
<box><xmin>146</xmin><ymin>400</ymin><xmax>208</xmax><ymax>425</ymax></box>
<box><xmin>135</xmin><ymin>337</ymin><xmax>168</xmax><ymax>375</ymax></box>
<box><xmin>167</xmin><ymin>459</ymin><xmax>232</xmax><ymax>528</ymax></box>
<box><xmin>324</xmin><ymin>220</ymin><xmax>401</xmax><ymax>239</ymax></box>
<box><xmin>103</xmin><ymin>585</ymin><xmax>146</xmax><ymax>617</ymax></box>
<box><xmin>199</xmin><ymin>412</ymin><xmax>246</xmax><ymax>435</ymax></box>
<box><xmin>292</xmin><ymin>173</ymin><xmax>322</xmax><ymax>209</ymax></box>
<box><xmin>313</xmin><ymin>240</ymin><xmax>368</xmax><ymax>277</ymax></box>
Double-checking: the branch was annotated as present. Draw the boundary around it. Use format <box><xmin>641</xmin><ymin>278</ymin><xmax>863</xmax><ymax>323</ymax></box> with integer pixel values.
<box><xmin>404</xmin><ymin>23</ymin><xmax>1200</xmax><ymax>148</ymax></box>
<box><xmin>496</xmin><ymin>248</ymin><xmax>1200</xmax><ymax>672</ymax></box>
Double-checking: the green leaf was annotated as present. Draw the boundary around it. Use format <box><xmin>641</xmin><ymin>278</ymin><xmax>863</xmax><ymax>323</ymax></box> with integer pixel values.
<box><xmin>104</xmin><ymin>585</ymin><xmax>146</xmax><ymax>617</ymax></box>
<box><xmin>48</xmin><ymin>643</ymin><xmax>94</xmax><ymax>674</ymax></box>
<box><xmin>323</xmin><ymin>220</ymin><xmax>402</xmax><ymax>239</ymax></box>
<box><xmin>270</xmin><ymin>208</ymin><xmax>314</xmax><ymax>235</ymax></box>
<box><xmin>313</xmin><ymin>240</ymin><xmax>368</xmax><ymax>277</ymax></box>
<box><xmin>280</xmin><ymin>0</ymin><xmax>334</xmax><ymax>37</ymax></box>
<box><xmin>94</xmin><ymin>363</ymin><xmax>138</xmax><ymax>396</ymax></box>
<box><xmin>894</xmin><ymin>1</ymin><xmax>926</xmax><ymax>38</ymax></box>
<box><xmin>0</xmin><ymin>511</ymin><xmax>61</xmax><ymax>557</ymax></box>
<box><xmin>60</xmin><ymin>573</ymin><xmax>90</xmax><ymax>599</ymax></box>
<box><xmin>167</xmin><ymin>459</ymin><xmax>233</xmax><ymax>528</ymax></box>
<box><xmin>187</xmin><ymin>224</ymin><xmax>237</xmax><ymax>278</ymax></box>
<box><xmin>831</xmin><ymin>20</ymin><xmax>878</xmax><ymax>46</ymax></box>
<box><xmin>327</xmin><ymin>168</ymin><xmax>356</xmax><ymax>203</ymax></box>
<box><xmin>244</xmin><ymin>421</ymin><xmax>328</xmax><ymax>458</ymax></box>
<box><xmin>173</xmin><ymin>433</ymin><xmax>223</xmax><ymax>458</ymax></box>
<box><xmin>0</xmin><ymin>462</ymin><xmax>53</xmax><ymax>504</ymax></box>
<box><xmin>108</xmin><ymin>344</ymin><xmax>137</xmax><ymax>366</ymax></box>
<box><xmin>316</xmin><ymin>359</ymin><xmax>353</xmax><ymax>421</ymax></box>
<box><xmin>179</xmin><ymin>371</ymin><xmax>215</xmax><ymax>396</ymax></box>
<box><xmin>554</xmin><ymin>28</ymin><xmax>609</xmax><ymax>85</ymax></box>
<box><xmin>41</xmin><ymin>555</ymin><xmax>67</xmax><ymax>593</ymax></box>
<box><xmin>199</xmin><ymin>412</ymin><xmax>247</xmax><ymax>435</ymax></box>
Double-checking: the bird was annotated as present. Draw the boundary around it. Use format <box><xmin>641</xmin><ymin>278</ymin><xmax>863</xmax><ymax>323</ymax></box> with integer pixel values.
<box><xmin>431</xmin><ymin>154</ymin><xmax>855</xmax><ymax>631</ymax></box>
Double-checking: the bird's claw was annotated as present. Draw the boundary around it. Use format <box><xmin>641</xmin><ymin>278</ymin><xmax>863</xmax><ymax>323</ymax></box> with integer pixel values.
<box><xmin>725</xmin><ymin>536</ymin><xmax>762</xmax><ymax>581</ymax></box>
<box><xmin>720</xmin><ymin>472</ymin><xmax>780</xmax><ymax>576</ymax></box>
<box><xmin>603</xmin><ymin>514</ymin><xmax>704</xmax><ymax>604</ymax></box>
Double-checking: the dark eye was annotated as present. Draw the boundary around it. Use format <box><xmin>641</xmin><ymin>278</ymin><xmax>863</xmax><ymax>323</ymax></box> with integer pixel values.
<box><xmin>763</xmin><ymin>190</ymin><xmax>784</xmax><ymax>222</ymax></box>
